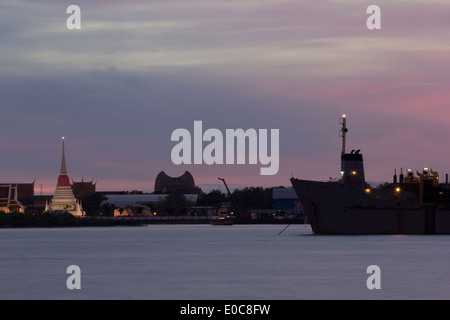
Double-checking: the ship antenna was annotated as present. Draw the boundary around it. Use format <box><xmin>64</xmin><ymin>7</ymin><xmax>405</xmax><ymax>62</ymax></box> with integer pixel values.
<box><xmin>340</xmin><ymin>114</ymin><xmax>348</xmax><ymax>155</ymax></box>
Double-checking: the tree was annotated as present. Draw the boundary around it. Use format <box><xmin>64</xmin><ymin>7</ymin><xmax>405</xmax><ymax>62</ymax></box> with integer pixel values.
<box><xmin>197</xmin><ymin>189</ymin><xmax>226</xmax><ymax>208</ymax></box>
<box><xmin>100</xmin><ymin>203</ymin><xmax>116</xmax><ymax>217</ymax></box>
<box><xmin>230</xmin><ymin>187</ymin><xmax>273</xmax><ymax>212</ymax></box>
<box><xmin>82</xmin><ymin>193</ymin><xmax>107</xmax><ymax>216</ymax></box>
<box><xmin>154</xmin><ymin>193</ymin><xmax>191</xmax><ymax>216</ymax></box>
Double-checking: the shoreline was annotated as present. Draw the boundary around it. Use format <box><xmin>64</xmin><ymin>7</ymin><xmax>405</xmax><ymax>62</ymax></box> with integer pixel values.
<box><xmin>0</xmin><ymin>212</ymin><xmax>305</xmax><ymax>228</ymax></box>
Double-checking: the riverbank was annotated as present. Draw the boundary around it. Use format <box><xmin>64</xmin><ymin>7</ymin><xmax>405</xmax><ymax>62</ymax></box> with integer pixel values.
<box><xmin>0</xmin><ymin>212</ymin><xmax>305</xmax><ymax>227</ymax></box>
<box><xmin>0</xmin><ymin>212</ymin><xmax>143</xmax><ymax>228</ymax></box>
<box><xmin>86</xmin><ymin>214</ymin><xmax>305</xmax><ymax>225</ymax></box>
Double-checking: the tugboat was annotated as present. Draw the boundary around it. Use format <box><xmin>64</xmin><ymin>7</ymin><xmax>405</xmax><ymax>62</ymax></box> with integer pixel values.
<box><xmin>209</xmin><ymin>214</ymin><xmax>234</xmax><ymax>225</ymax></box>
<box><xmin>290</xmin><ymin>115</ymin><xmax>450</xmax><ymax>235</ymax></box>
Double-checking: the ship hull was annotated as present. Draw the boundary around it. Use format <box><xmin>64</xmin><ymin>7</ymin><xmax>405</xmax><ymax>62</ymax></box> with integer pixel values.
<box><xmin>290</xmin><ymin>178</ymin><xmax>450</xmax><ymax>235</ymax></box>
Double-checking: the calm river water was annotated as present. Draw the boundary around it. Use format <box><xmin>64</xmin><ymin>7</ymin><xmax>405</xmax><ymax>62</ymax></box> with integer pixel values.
<box><xmin>1</xmin><ymin>224</ymin><xmax>449</xmax><ymax>300</ymax></box>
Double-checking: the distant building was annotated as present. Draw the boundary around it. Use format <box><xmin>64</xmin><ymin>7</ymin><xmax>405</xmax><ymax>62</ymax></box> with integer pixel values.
<box><xmin>154</xmin><ymin>171</ymin><xmax>197</xmax><ymax>194</ymax></box>
<box><xmin>45</xmin><ymin>137</ymin><xmax>85</xmax><ymax>216</ymax></box>
<box><xmin>273</xmin><ymin>187</ymin><xmax>302</xmax><ymax>214</ymax></box>
<box><xmin>20</xmin><ymin>195</ymin><xmax>51</xmax><ymax>214</ymax></box>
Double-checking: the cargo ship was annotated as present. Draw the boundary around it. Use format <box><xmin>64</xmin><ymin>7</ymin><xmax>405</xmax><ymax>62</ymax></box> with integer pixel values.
<box><xmin>290</xmin><ymin>115</ymin><xmax>450</xmax><ymax>234</ymax></box>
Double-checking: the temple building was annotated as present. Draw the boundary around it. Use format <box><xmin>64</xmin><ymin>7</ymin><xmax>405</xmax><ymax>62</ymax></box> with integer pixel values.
<box><xmin>45</xmin><ymin>137</ymin><xmax>85</xmax><ymax>216</ymax></box>
<box><xmin>0</xmin><ymin>182</ymin><xmax>53</xmax><ymax>213</ymax></box>
<box><xmin>0</xmin><ymin>184</ymin><xmax>27</xmax><ymax>213</ymax></box>
<box><xmin>72</xmin><ymin>179</ymin><xmax>96</xmax><ymax>199</ymax></box>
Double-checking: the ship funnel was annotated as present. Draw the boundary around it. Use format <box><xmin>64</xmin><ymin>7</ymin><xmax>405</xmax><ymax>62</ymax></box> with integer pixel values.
<box><xmin>339</xmin><ymin>115</ymin><xmax>365</xmax><ymax>186</ymax></box>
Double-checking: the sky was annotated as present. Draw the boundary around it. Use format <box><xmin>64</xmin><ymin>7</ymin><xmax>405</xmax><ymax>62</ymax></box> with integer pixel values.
<box><xmin>1</xmin><ymin>0</ymin><xmax>450</xmax><ymax>194</ymax></box>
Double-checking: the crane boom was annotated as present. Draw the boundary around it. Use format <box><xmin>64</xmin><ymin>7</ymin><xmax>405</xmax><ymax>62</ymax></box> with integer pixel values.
<box><xmin>218</xmin><ymin>178</ymin><xmax>241</xmax><ymax>215</ymax></box>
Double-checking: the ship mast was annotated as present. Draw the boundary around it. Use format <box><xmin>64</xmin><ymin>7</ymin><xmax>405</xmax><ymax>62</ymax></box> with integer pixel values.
<box><xmin>340</xmin><ymin>114</ymin><xmax>348</xmax><ymax>155</ymax></box>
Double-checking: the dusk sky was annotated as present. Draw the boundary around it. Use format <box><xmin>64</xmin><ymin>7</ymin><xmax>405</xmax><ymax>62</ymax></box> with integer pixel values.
<box><xmin>2</xmin><ymin>0</ymin><xmax>450</xmax><ymax>194</ymax></box>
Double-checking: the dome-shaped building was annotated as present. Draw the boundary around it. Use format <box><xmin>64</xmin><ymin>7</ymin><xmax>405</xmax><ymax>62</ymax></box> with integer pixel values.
<box><xmin>154</xmin><ymin>171</ymin><xmax>197</xmax><ymax>194</ymax></box>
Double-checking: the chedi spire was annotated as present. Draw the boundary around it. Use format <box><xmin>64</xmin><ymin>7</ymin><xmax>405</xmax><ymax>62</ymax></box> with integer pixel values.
<box><xmin>60</xmin><ymin>136</ymin><xmax>67</xmax><ymax>174</ymax></box>
<box><xmin>57</xmin><ymin>137</ymin><xmax>71</xmax><ymax>188</ymax></box>
<box><xmin>45</xmin><ymin>137</ymin><xmax>85</xmax><ymax>216</ymax></box>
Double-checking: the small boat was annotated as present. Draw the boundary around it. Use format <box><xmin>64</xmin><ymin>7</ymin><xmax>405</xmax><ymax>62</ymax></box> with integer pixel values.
<box><xmin>210</xmin><ymin>215</ymin><xmax>233</xmax><ymax>225</ymax></box>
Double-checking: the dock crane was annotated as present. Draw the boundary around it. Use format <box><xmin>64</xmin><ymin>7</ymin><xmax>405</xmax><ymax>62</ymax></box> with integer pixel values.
<box><xmin>218</xmin><ymin>178</ymin><xmax>243</xmax><ymax>218</ymax></box>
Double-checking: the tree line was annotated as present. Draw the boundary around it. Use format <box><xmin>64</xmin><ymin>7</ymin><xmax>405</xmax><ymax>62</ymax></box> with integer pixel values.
<box><xmin>81</xmin><ymin>186</ymin><xmax>278</xmax><ymax>216</ymax></box>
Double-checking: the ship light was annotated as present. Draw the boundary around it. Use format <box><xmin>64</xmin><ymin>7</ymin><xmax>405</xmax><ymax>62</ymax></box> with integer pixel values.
<box><xmin>395</xmin><ymin>187</ymin><xmax>401</xmax><ymax>193</ymax></box>
<box><xmin>153</xmin><ymin>212</ymin><xmax>157</xmax><ymax>216</ymax></box>
<box><xmin>352</xmin><ymin>171</ymin><xmax>357</xmax><ymax>175</ymax></box>
<box><xmin>365</xmin><ymin>188</ymin><xmax>371</xmax><ymax>194</ymax></box>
